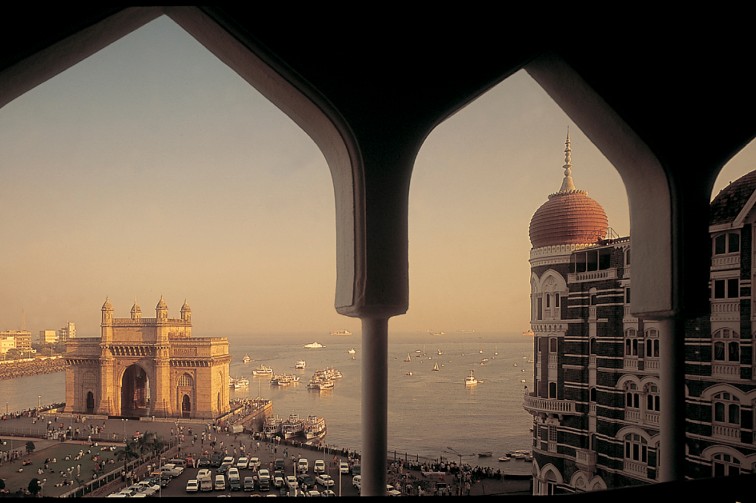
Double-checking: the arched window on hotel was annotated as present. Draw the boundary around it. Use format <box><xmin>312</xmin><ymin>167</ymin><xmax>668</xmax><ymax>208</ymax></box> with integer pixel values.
<box><xmin>624</xmin><ymin>433</ymin><xmax>648</xmax><ymax>466</ymax></box>
<box><xmin>625</xmin><ymin>382</ymin><xmax>640</xmax><ymax>413</ymax></box>
<box><xmin>713</xmin><ymin>392</ymin><xmax>741</xmax><ymax>427</ymax></box>
<box><xmin>713</xmin><ymin>328</ymin><xmax>740</xmax><ymax>363</ymax></box>
<box><xmin>712</xmin><ymin>453</ymin><xmax>741</xmax><ymax>477</ymax></box>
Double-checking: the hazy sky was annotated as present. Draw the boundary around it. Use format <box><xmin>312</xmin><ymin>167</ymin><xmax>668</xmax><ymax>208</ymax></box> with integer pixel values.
<box><xmin>0</xmin><ymin>17</ymin><xmax>753</xmax><ymax>338</ymax></box>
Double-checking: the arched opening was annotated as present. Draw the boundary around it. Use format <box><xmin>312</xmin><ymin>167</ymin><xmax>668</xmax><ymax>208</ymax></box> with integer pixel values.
<box><xmin>181</xmin><ymin>394</ymin><xmax>191</xmax><ymax>418</ymax></box>
<box><xmin>121</xmin><ymin>365</ymin><xmax>150</xmax><ymax>417</ymax></box>
<box><xmin>86</xmin><ymin>391</ymin><xmax>95</xmax><ymax>414</ymax></box>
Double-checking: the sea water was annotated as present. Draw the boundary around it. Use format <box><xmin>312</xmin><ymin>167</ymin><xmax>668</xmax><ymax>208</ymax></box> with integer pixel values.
<box><xmin>0</xmin><ymin>332</ymin><xmax>534</xmax><ymax>471</ymax></box>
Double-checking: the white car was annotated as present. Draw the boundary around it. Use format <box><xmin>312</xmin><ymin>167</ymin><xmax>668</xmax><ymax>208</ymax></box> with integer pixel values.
<box><xmin>273</xmin><ymin>475</ymin><xmax>285</xmax><ymax>488</ymax></box>
<box><xmin>352</xmin><ymin>475</ymin><xmax>361</xmax><ymax>490</ymax></box>
<box><xmin>339</xmin><ymin>461</ymin><xmax>350</xmax><ymax>474</ymax></box>
<box><xmin>313</xmin><ymin>459</ymin><xmax>326</xmax><ymax>474</ymax></box>
<box><xmin>285</xmin><ymin>475</ymin><xmax>298</xmax><ymax>490</ymax></box>
<box><xmin>236</xmin><ymin>456</ymin><xmax>249</xmax><ymax>469</ymax></box>
<box><xmin>227</xmin><ymin>467</ymin><xmax>240</xmax><ymax>480</ymax></box>
<box><xmin>315</xmin><ymin>474</ymin><xmax>334</xmax><ymax>487</ymax></box>
<box><xmin>248</xmin><ymin>457</ymin><xmax>261</xmax><ymax>469</ymax></box>
<box><xmin>322</xmin><ymin>489</ymin><xmax>337</xmax><ymax>497</ymax></box>
<box><xmin>297</xmin><ymin>458</ymin><xmax>309</xmax><ymax>473</ymax></box>
<box><xmin>307</xmin><ymin>489</ymin><xmax>321</xmax><ymax>497</ymax></box>
<box><xmin>185</xmin><ymin>479</ymin><xmax>199</xmax><ymax>493</ymax></box>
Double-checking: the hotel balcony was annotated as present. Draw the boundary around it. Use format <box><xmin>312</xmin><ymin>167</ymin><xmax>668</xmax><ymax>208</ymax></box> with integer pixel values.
<box><xmin>523</xmin><ymin>392</ymin><xmax>578</xmax><ymax>417</ymax></box>
<box><xmin>568</xmin><ymin>268</ymin><xmax>618</xmax><ymax>283</ymax></box>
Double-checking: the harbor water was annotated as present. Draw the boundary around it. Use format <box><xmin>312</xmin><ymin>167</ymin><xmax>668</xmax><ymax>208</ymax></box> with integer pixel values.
<box><xmin>0</xmin><ymin>331</ymin><xmax>534</xmax><ymax>471</ymax></box>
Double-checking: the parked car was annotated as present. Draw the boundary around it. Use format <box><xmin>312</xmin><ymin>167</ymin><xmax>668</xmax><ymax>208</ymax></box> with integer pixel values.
<box><xmin>352</xmin><ymin>475</ymin><xmax>361</xmax><ymax>490</ymax></box>
<box><xmin>273</xmin><ymin>474</ymin><xmax>285</xmax><ymax>489</ymax></box>
<box><xmin>297</xmin><ymin>473</ymin><xmax>316</xmax><ymax>490</ymax></box>
<box><xmin>161</xmin><ymin>463</ymin><xmax>184</xmax><ymax>478</ymax></box>
<box><xmin>214</xmin><ymin>474</ymin><xmax>226</xmax><ymax>491</ymax></box>
<box><xmin>210</xmin><ymin>451</ymin><xmax>224</xmax><ymax>467</ymax></box>
<box><xmin>243</xmin><ymin>476</ymin><xmax>255</xmax><ymax>492</ymax></box>
<box><xmin>339</xmin><ymin>461</ymin><xmax>350</xmax><ymax>474</ymax></box>
<box><xmin>248</xmin><ymin>457</ymin><xmax>261</xmax><ymax>470</ymax></box>
<box><xmin>286</xmin><ymin>475</ymin><xmax>298</xmax><ymax>491</ymax></box>
<box><xmin>313</xmin><ymin>459</ymin><xmax>326</xmax><ymax>474</ymax></box>
<box><xmin>236</xmin><ymin>456</ymin><xmax>249</xmax><ymax>470</ymax></box>
<box><xmin>315</xmin><ymin>474</ymin><xmax>334</xmax><ymax>487</ymax></box>
<box><xmin>227</xmin><ymin>467</ymin><xmax>240</xmax><ymax>480</ymax></box>
<box><xmin>274</xmin><ymin>458</ymin><xmax>285</xmax><ymax>471</ymax></box>
<box><xmin>297</xmin><ymin>458</ymin><xmax>309</xmax><ymax>474</ymax></box>
<box><xmin>307</xmin><ymin>489</ymin><xmax>321</xmax><ymax>497</ymax></box>
<box><xmin>322</xmin><ymin>489</ymin><xmax>337</xmax><ymax>497</ymax></box>
<box><xmin>228</xmin><ymin>476</ymin><xmax>242</xmax><ymax>491</ymax></box>
<box><xmin>185</xmin><ymin>479</ymin><xmax>199</xmax><ymax>493</ymax></box>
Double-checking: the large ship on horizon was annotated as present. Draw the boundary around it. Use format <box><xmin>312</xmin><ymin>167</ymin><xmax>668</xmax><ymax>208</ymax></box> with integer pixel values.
<box><xmin>329</xmin><ymin>329</ymin><xmax>352</xmax><ymax>336</ymax></box>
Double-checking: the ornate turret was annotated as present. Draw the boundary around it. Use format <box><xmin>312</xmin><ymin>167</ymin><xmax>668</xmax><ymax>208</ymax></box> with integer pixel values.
<box><xmin>181</xmin><ymin>299</ymin><xmax>192</xmax><ymax>323</ymax></box>
<box><xmin>101</xmin><ymin>297</ymin><xmax>113</xmax><ymax>326</ymax></box>
<box><xmin>131</xmin><ymin>299</ymin><xmax>142</xmax><ymax>320</ymax></box>
<box><xmin>529</xmin><ymin>131</ymin><xmax>609</xmax><ymax>249</ymax></box>
<box><xmin>156</xmin><ymin>295</ymin><xmax>168</xmax><ymax>322</ymax></box>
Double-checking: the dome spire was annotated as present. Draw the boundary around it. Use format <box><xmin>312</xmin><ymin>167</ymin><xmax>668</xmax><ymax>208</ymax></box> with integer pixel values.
<box><xmin>559</xmin><ymin>127</ymin><xmax>576</xmax><ymax>193</ymax></box>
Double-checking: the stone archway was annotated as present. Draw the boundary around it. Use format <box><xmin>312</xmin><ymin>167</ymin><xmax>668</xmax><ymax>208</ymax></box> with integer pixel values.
<box><xmin>86</xmin><ymin>391</ymin><xmax>95</xmax><ymax>414</ymax></box>
<box><xmin>182</xmin><ymin>394</ymin><xmax>191</xmax><ymax>418</ymax></box>
<box><xmin>121</xmin><ymin>364</ymin><xmax>151</xmax><ymax>417</ymax></box>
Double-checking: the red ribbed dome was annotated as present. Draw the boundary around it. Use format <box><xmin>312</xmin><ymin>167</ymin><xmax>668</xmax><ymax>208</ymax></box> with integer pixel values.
<box><xmin>529</xmin><ymin>189</ymin><xmax>608</xmax><ymax>248</ymax></box>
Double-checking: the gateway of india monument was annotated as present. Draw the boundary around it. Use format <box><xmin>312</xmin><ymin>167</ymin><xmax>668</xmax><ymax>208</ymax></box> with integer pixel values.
<box><xmin>63</xmin><ymin>296</ymin><xmax>231</xmax><ymax>419</ymax></box>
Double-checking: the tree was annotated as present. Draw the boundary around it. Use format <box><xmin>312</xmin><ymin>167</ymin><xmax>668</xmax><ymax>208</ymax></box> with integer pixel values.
<box><xmin>25</xmin><ymin>440</ymin><xmax>35</xmax><ymax>454</ymax></box>
<box><xmin>138</xmin><ymin>431</ymin><xmax>165</xmax><ymax>465</ymax></box>
<box><xmin>114</xmin><ymin>439</ymin><xmax>141</xmax><ymax>480</ymax></box>
<box><xmin>27</xmin><ymin>478</ymin><xmax>41</xmax><ymax>497</ymax></box>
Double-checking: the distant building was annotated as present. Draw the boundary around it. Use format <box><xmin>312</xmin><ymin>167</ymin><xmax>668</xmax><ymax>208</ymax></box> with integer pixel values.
<box><xmin>0</xmin><ymin>334</ymin><xmax>15</xmax><ymax>356</ymax></box>
<box><xmin>58</xmin><ymin>321</ymin><xmax>76</xmax><ymax>342</ymax></box>
<box><xmin>523</xmin><ymin>135</ymin><xmax>756</xmax><ymax>494</ymax></box>
<box><xmin>0</xmin><ymin>330</ymin><xmax>32</xmax><ymax>353</ymax></box>
<box><xmin>64</xmin><ymin>297</ymin><xmax>231</xmax><ymax>419</ymax></box>
<box><xmin>39</xmin><ymin>329</ymin><xmax>58</xmax><ymax>345</ymax></box>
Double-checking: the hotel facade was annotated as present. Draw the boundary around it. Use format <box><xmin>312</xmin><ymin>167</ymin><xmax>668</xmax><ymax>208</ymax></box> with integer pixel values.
<box><xmin>524</xmin><ymin>136</ymin><xmax>756</xmax><ymax>494</ymax></box>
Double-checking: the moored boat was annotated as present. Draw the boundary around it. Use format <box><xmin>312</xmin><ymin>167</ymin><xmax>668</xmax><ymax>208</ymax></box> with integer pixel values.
<box><xmin>295</xmin><ymin>360</ymin><xmax>306</xmax><ymax>369</ymax></box>
<box><xmin>304</xmin><ymin>341</ymin><xmax>325</xmax><ymax>349</ymax></box>
<box><xmin>478</xmin><ymin>451</ymin><xmax>493</xmax><ymax>457</ymax></box>
<box><xmin>242</xmin><ymin>354</ymin><xmax>251</xmax><ymax>364</ymax></box>
<box><xmin>303</xmin><ymin>415</ymin><xmax>327</xmax><ymax>442</ymax></box>
<box><xmin>230</xmin><ymin>376</ymin><xmax>249</xmax><ymax>389</ymax></box>
<box><xmin>330</xmin><ymin>329</ymin><xmax>352</xmax><ymax>336</ymax></box>
<box><xmin>252</xmin><ymin>364</ymin><xmax>273</xmax><ymax>376</ymax></box>
<box><xmin>263</xmin><ymin>415</ymin><xmax>283</xmax><ymax>439</ymax></box>
<box><xmin>281</xmin><ymin>414</ymin><xmax>305</xmax><ymax>439</ymax></box>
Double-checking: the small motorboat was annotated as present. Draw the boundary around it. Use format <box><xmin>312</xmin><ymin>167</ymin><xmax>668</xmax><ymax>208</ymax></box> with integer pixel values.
<box><xmin>478</xmin><ymin>451</ymin><xmax>493</xmax><ymax>457</ymax></box>
<box><xmin>498</xmin><ymin>455</ymin><xmax>511</xmax><ymax>462</ymax></box>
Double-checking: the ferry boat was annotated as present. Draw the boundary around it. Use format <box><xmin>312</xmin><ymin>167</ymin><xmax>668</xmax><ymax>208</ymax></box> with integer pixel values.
<box><xmin>330</xmin><ymin>329</ymin><xmax>352</xmax><ymax>336</ymax></box>
<box><xmin>295</xmin><ymin>360</ymin><xmax>306</xmax><ymax>369</ymax></box>
<box><xmin>465</xmin><ymin>370</ymin><xmax>478</xmax><ymax>387</ymax></box>
<box><xmin>281</xmin><ymin>414</ymin><xmax>305</xmax><ymax>439</ymax></box>
<box><xmin>230</xmin><ymin>376</ymin><xmax>249</xmax><ymax>389</ymax></box>
<box><xmin>252</xmin><ymin>364</ymin><xmax>274</xmax><ymax>376</ymax></box>
<box><xmin>262</xmin><ymin>415</ymin><xmax>283</xmax><ymax>439</ymax></box>
<box><xmin>303</xmin><ymin>415</ymin><xmax>327</xmax><ymax>441</ymax></box>
<box><xmin>242</xmin><ymin>354</ymin><xmax>251</xmax><ymax>364</ymax></box>
<box><xmin>304</xmin><ymin>342</ymin><xmax>325</xmax><ymax>349</ymax></box>
<box><xmin>270</xmin><ymin>374</ymin><xmax>299</xmax><ymax>386</ymax></box>
<box><xmin>307</xmin><ymin>376</ymin><xmax>335</xmax><ymax>390</ymax></box>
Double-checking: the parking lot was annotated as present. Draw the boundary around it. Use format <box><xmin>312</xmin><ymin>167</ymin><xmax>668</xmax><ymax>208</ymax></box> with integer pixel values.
<box><xmin>109</xmin><ymin>451</ymin><xmax>362</xmax><ymax>498</ymax></box>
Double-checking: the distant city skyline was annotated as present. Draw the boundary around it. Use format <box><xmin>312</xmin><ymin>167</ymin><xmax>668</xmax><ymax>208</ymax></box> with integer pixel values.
<box><xmin>0</xmin><ymin>16</ymin><xmax>753</xmax><ymax>338</ymax></box>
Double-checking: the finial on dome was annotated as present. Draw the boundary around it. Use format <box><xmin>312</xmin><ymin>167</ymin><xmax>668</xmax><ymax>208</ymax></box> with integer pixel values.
<box><xmin>559</xmin><ymin>128</ymin><xmax>576</xmax><ymax>193</ymax></box>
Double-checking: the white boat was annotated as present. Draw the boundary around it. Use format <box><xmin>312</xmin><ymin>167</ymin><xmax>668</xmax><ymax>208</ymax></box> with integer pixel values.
<box><xmin>304</xmin><ymin>342</ymin><xmax>325</xmax><ymax>349</ymax></box>
<box><xmin>330</xmin><ymin>329</ymin><xmax>352</xmax><ymax>336</ymax></box>
<box><xmin>465</xmin><ymin>370</ymin><xmax>478</xmax><ymax>386</ymax></box>
<box><xmin>281</xmin><ymin>414</ymin><xmax>305</xmax><ymax>439</ymax></box>
<box><xmin>436</xmin><ymin>349</ymin><xmax>443</xmax><ymax>355</ymax></box>
<box><xmin>270</xmin><ymin>374</ymin><xmax>298</xmax><ymax>386</ymax></box>
<box><xmin>263</xmin><ymin>415</ymin><xmax>283</xmax><ymax>439</ymax></box>
<box><xmin>428</xmin><ymin>330</ymin><xmax>445</xmax><ymax>336</ymax></box>
<box><xmin>303</xmin><ymin>415</ymin><xmax>327</xmax><ymax>441</ymax></box>
<box><xmin>242</xmin><ymin>354</ymin><xmax>251</xmax><ymax>364</ymax></box>
<box><xmin>347</xmin><ymin>348</ymin><xmax>356</xmax><ymax>355</ymax></box>
<box><xmin>307</xmin><ymin>377</ymin><xmax>334</xmax><ymax>390</ymax></box>
<box><xmin>252</xmin><ymin>364</ymin><xmax>274</xmax><ymax>376</ymax></box>
<box><xmin>230</xmin><ymin>376</ymin><xmax>249</xmax><ymax>389</ymax></box>
<box><xmin>432</xmin><ymin>362</ymin><xmax>440</xmax><ymax>371</ymax></box>
<box><xmin>295</xmin><ymin>360</ymin><xmax>306</xmax><ymax>369</ymax></box>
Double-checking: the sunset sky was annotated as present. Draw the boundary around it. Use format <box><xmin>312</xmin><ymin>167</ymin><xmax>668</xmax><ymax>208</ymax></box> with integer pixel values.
<box><xmin>0</xmin><ymin>16</ymin><xmax>753</xmax><ymax>339</ymax></box>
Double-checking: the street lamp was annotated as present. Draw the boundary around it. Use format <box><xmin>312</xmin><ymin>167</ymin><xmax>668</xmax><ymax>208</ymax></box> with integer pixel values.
<box><xmin>37</xmin><ymin>395</ymin><xmax>41</xmax><ymax>410</ymax></box>
<box><xmin>444</xmin><ymin>446</ymin><xmax>474</xmax><ymax>496</ymax></box>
